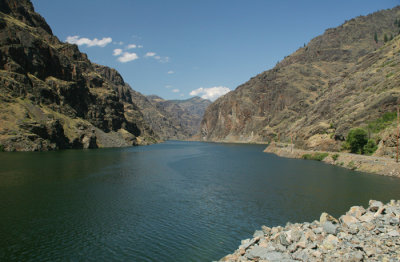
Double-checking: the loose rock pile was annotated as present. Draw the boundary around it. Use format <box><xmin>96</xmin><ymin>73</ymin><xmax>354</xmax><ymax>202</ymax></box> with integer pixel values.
<box><xmin>220</xmin><ymin>200</ymin><xmax>400</xmax><ymax>261</ymax></box>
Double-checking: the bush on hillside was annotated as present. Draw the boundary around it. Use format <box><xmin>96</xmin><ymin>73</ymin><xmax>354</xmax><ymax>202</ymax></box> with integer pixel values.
<box><xmin>363</xmin><ymin>139</ymin><xmax>378</xmax><ymax>155</ymax></box>
<box><xmin>302</xmin><ymin>152</ymin><xmax>329</xmax><ymax>161</ymax></box>
<box><xmin>346</xmin><ymin>128</ymin><xmax>368</xmax><ymax>154</ymax></box>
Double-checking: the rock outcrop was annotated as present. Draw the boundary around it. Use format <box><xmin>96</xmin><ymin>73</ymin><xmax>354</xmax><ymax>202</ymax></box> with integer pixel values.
<box><xmin>220</xmin><ymin>200</ymin><xmax>400</xmax><ymax>262</ymax></box>
<box><xmin>201</xmin><ymin>6</ymin><xmax>400</xmax><ymax>158</ymax></box>
<box><xmin>0</xmin><ymin>0</ymin><xmax>158</xmax><ymax>151</ymax></box>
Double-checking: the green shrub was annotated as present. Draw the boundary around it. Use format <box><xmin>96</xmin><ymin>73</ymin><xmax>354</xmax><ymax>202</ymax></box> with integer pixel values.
<box><xmin>0</xmin><ymin>144</ymin><xmax>3</xmax><ymax>152</ymax></box>
<box><xmin>366</xmin><ymin>112</ymin><xmax>397</xmax><ymax>133</ymax></box>
<box><xmin>347</xmin><ymin>161</ymin><xmax>357</xmax><ymax>170</ymax></box>
<box><xmin>302</xmin><ymin>152</ymin><xmax>329</xmax><ymax>161</ymax></box>
<box><xmin>332</xmin><ymin>153</ymin><xmax>339</xmax><ymax>161</ymax></box>
<box><xmin>386</xmin><ymin>72</ymin><xmax>394</xmax><ymax>78</ymax></box>
<box><xmin>363</xmin><ymin>139</ymin><xmax>378</xmax><ymax>155</ymax></box>
<box><xmin>346</xmin><ymin>128</ymin><xmax>368</xmax><ymax>154</ymax></box>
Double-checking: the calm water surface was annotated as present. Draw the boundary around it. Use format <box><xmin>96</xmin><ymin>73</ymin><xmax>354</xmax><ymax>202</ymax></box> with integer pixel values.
<box><xmin>1</xmin><ymin>141</ymin><xmax>400</xmax><ymax>261</ymax></box>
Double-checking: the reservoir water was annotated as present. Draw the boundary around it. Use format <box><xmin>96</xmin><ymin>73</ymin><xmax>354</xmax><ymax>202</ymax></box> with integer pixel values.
<box><xmin>1</xmin><ymin>141</ymin><xmax>400</xmax><ymax>261</ymax></box>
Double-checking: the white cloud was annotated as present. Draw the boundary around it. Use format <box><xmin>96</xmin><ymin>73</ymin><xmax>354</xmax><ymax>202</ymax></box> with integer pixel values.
<box><xmin>118</xmin><ymin>52</ymin><xmax>139</xmax><ymax>63</ymax></box>
<box><xmin>172</xmin><ymin>89</ymin><xmax>180</xmax><ymax>93</ymax></box>
<box><xmin>144</xmin><ymin>52</ymin><xmax>169</xmax><ymax>63</ymax></box>
<box><xmin>189</xmin><ymin>86</ymin><xmax>231</xmax><ymax>101</ymax></box>
<box><xmin>138</xmin><ymin>45</ymin><xmax>143</xmax><ymax>48</ymax></box>
<box><xmin>66</xmin><ymin>36</ymin><xmax>112</xmax><ymax>47</ymax></box>
<box><xmin>145</xmin><ymin>52</ymin><xmax>156</xmax><ymax>57</ymax></box>
<box><xmin>126</xmin><ymin>44</ymin><xmax>137</xmax><ymax>49</ymax></box>
<box><xmin>165</xmin><ymin>85</ymin><xmax>172</xmax><ymax>88</ymax></box>
<box><xmin>113</xmin><ymin>48</ymin><xmax>123</xmax><ymax>56</ymax></box>
<box><xmin>160</xmin><ymin>56</ymin><xmax>170</xmax><ymax>63</ymax></box>
<box><xmin>167</xmin><ymin>70</ymin><xmax>174</xmax><ymax>74</ymax></box>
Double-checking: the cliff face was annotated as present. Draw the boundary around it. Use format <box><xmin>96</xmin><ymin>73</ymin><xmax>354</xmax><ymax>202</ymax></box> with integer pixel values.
<box><xmin>201</xmin><ymin>6</ymin><xmax>400</xmax><ymax>156</ymax></box>
<box><xmin>0</xmin><ymin>0</ymin><xmax>158</xmax><ymax>151</ymax></box>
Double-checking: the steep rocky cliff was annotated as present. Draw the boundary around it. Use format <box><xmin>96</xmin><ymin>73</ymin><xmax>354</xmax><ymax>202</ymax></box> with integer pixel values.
<box><xmin>0</xmin><ymin>0</ymin><xmax>158</xmax><ymax>151</ymax></box>
<box><xmin>201</xmin><ymin>6</ymin><xmax>400</xmax><ymax>157</ymax></box>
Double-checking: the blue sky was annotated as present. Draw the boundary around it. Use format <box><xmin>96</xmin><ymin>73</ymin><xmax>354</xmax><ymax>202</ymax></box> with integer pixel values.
<box><xmin>32</xmin><ymin>0</ymin><xmax>399</xmax><ymax>101</ymax></box>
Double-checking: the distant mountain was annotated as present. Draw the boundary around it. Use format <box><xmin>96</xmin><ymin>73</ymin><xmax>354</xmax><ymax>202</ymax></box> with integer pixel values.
<box><xmin>143</xmin><ymin>96</ymin><xmax>211</xmax><ymax>140</ymax></box>
<box><xmin>201</xmin><ymin>6</ymin><xmax>400</xmax><ymax>157</ymax></box>
<box><xmin>0</xmin><ymin>0</ymin><xmax>158</xmax><ymax>151</ymax></box>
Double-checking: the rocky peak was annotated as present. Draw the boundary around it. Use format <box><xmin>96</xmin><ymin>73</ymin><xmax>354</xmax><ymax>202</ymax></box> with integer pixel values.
<box><xmin>93</xmin><ymin>64</ymin><xmax>125</xmax><ymax>86</ymax></box>
<box><xmin>0</xmin><ymin>0</ymin><xmax>52</xmax><ymax>34</ymax></box>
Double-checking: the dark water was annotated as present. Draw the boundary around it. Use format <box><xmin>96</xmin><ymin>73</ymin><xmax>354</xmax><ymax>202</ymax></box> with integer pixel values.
<box><xmin>1</xmin><ymin>141</ymin><xmax>400</xmax><ymax>261</ymax></box>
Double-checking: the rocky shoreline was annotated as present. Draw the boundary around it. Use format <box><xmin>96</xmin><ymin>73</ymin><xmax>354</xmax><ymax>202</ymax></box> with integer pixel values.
<box><xmin>264</xmin><ymin>142</ymin><xmax>400</xmax><ymax>178</ymax></box>
<box><xmin>219</xmin><ymin>200</ymin><xmax>400</xmax><ymax>262</ymax></box>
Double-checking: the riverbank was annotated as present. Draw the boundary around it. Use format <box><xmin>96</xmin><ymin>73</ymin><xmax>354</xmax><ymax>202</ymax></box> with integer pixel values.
<box><xmin>264</xmin><ymin>142</ymin><xmax>400</xmax><ymax>178</ymax></box>
<box><xmin>220</xmin><ymin>200</ymin><xmax>400</xmax><ymax>261</ymax></box>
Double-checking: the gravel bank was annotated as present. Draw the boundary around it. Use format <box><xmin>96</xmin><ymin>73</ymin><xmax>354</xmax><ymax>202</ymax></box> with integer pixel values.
<box><xmin>264</xmin><ymin>142</ymin><xmax>400</xmax><ymax>177</ymax></box>
<box><xmin>219</xmin><ymin>200</ymin><xmax>400</xmax><ymax>262</ymax></box>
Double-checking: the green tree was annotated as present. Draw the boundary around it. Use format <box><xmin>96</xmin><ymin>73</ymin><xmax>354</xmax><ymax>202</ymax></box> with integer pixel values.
<box><xmin>363</xmin><ymin>139</ymin><xmax>378</xmax><ymax>155</ymax></box>
<box><xmin>374</xmin><ymin>32</ymin><xmax>378</xmax><ymax>43</ymax></box>
<box><xmin>384</xmin><ymin>34</ymin><xmax>388</xmax><ymax>42</ymax></box>
<box><xmin>390</xmin><ymin>34</ymin><xmax>394</xmax><ymax>40</ymax></box>
<box><xmin>346</xmin><ymin>128</ymin><xmax>368</xmax><ymax>154</ymax></box>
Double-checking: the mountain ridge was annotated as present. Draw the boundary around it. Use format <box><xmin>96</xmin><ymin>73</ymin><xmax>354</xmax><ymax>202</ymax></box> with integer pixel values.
<box><xmin>0</xmin><ymin>1</ymin><xmax>160</xmax><ymax>150</ymax></box>
<box><xmin>201</xmin><ymin>6</ymin><xmax>400</xmax><ymax>158</ymax></box>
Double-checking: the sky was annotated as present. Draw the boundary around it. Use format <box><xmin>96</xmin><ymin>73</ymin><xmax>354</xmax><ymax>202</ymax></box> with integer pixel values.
<box><xmin>32</xmin><ymin>0</ymin><xmax>399</xmax><ymax>101</ymax></box>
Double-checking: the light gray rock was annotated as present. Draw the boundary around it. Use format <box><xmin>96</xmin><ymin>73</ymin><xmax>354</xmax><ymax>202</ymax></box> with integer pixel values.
<box><xmin>323</xmin><ymin>221</ymin><xmax>338</xmax><ymax>235</ymax></box>
<box><xmin>369</xmin><ymin>200</ymin><xmax>383</xmax><ymax>212</ymax></box>
<box><xmin>253</xmin><ymin>230</ymin><xmax>264</xmax><ymax>238</ymax></box>
<box><xmin>389</xmin><ymin>217</ymin><xmax>399</xmax><ymax>225</ymax></box>
<box><xmin>320</xmin><ymin>212</ymin><xmax>338</xmax><ymax>224</ymax></box>
<box><xmin>359</xmin><ymin>212</ymin><xmax>374</xmax><ymax>223</ymax></box>
<box><xmin>312</xmin><ymin>227</ymin><xmax>323</xmax><ymax>234</ymax></box>
<box><xmin>262</xmin><ymin>225</ymin><xmax>271</xmax><ymax>235</ymax></box>
<box><xmin>322</xmin><ymin>234</ymin><xmax>339</xmax><ymax>250</ymax></box>
<box><xmin>246</xmin><ymin>247</ymin><xmax>288</xmax><ymax>261</ymax></box>
<box><xmin>279</xmin><ymin>232</ymin><xmax>291</xmax><ymax>246</ymax></box>
<box><xmin>387</xmin><ymin>230</ymin><xmax>400</xmax><ymax>237</ymax></box>
<box><xmin>292</xmin><ymin>249</ymin><xmax>311</xmax><ymax>261</ymax></box>
<box><xmin>348</xmin><ymin>224</ymin><xmax>359</xmax><ymax>235</ymax></box>
<box><xmin>340</xmin><ymin>214</ymin><xmax>359</xmax><ymax>227</ymax></box>
<box><xmin>290</xmin><ymin>229</ymin><xmax>303</xmax><ymax>242</ymax></box>
<box><xmin>347</xmin><ymin>206</ymin><xmax>366</xmax><ymax>218</ymax></box>
<box><xmin>220</xmin><ymin>200</ymin><xmax>400</xmax><ymax>262</ymax></box>
<box><xmin>275</xmin><ymin>243</ymin><xmax>287</xmax><ymax>252</ymax></box>
<box><xmin>239</xmin><ymin>238</ymin><xmax>258</xmax><ymax>250</ymax></box>
<box><xmin>343</xmin><ymin>250</ymin><xmax>364</xmax><ymax>262</ymax></box>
